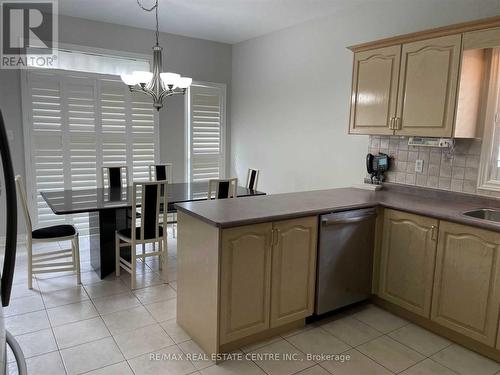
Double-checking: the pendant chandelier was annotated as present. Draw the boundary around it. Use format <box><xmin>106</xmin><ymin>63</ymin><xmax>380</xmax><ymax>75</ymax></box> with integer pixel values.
<box><xmin>120</xmin><ymin>0</ymin><xmax>192</xmax><ymax>111</ymax></box>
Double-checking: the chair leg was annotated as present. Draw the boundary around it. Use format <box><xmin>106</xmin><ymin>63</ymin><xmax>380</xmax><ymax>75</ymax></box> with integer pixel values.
<box><xmin>161</xmin><ymin>238</ymin><xmax>168</xmax><ymax>282</ymax></box>
<box><xmin>74</xmin><ymin>235</ymin><xmax>81</xmax><ymax>285</ymax></box>
<box><xmin>27</xmin><ymin>238</ymin><xmax>33</xmax><ymax>290</ymax></box>
<box><xmin>158</xmin><ymin>240</ymin><xmax>162</xmax><ymax>271</ymax></box>
<box><xmin>131</xmin><ymin>240</ymin><xmax>136</xmax><ymax>290</ymax></box>
<box><xmin>142</xmin><ymin>243</ymin><xmax>145</xmax><ymax>255</ymax></box>
<box><xmin>115</xmin><ymin>233</ymin><xmax>120</xmax><ymax>277</ymax></box>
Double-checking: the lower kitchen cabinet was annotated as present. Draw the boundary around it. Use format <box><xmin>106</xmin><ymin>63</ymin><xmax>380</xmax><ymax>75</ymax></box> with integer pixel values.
<box><xmin>270</xmin><ymin>216</ymin><xmax>317</xmax><ymax>328</ymax></box>
<box><xmin>219</xmin><ymin>223</ymin><xmax>273</xmax><ymax>344</ymax></box>
<box><xmin>218</xmin><ymin>216</ymin><xmax>318</xmax><ymax>345</ymax></box>
<box><xmin>378</xmin><ymin>209</ymin><xmax>438</xmax><ymax>317</ymax></box>
<box><xmin>431</xmin><ymin>221</ymin><xmax>500</xmax><ymax>346</ymax></box>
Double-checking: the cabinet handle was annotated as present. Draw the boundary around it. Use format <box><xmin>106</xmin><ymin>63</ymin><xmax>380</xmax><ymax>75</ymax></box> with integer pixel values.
<box><xmin>272</xmin><ymin>228</ymin><xmax>281</xmax><ymax>246</ymax></box>
<box><xmin>396</xmin><ymin>117</ymin><xmax>402</xmax><ymax>130</ymax></box>
<box><xmin>389</xmin><ymin>117</ymin><xmax>394</xmax><ymax>130</ymax></box>
<box><xmin>431</xmin><ymin>225</ymin><xmax>438</xmax><ymax>241</ymax></box>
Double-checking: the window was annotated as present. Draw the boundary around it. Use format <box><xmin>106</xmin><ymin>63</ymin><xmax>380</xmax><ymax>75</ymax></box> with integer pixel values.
<box><xmin>21</xmin><ymin>69</ymin><xmax>159</xmax><ymax>235</ymax></box>
<box><xmin>479</xmin><ymin>48</ymin><xmax>500</xmax><ymax>192</ymax></box>
<box><xmin>186</xmin><ymin>82</ymin><xmax>226</xmax><ymax>184</ymax></box>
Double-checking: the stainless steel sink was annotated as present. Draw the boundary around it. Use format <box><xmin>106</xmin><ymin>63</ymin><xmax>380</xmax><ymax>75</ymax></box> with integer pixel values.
<box><xmin>463</xmin><ymin>209</ymin><xmax>500</xmax><ymax>223</ymax></box>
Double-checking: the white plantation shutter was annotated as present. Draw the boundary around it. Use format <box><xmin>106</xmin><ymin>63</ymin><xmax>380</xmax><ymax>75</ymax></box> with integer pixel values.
<box><xmin>187</xmin><ymin>83</ymin><xmax>226</xmax><ymax>183</ymax></box>
<box><xmin>22</xmin><ymin>69</ymin><xmax>159</xmax><ymax>235</ymax></box>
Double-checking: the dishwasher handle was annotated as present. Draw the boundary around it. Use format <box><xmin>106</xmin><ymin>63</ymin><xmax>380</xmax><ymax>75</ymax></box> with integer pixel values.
<box><xmin>322</xmin><ymin>211</ymin><xmax>376</xmax><ymax>226</ymax></box>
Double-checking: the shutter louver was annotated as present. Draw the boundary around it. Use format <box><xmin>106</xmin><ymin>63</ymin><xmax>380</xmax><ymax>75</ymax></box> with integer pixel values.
<box><xmin>23</xmin><ymin>70</ymin><xmax>158</xmax><ymax>235</ymax></box>
<box><xmin>189</xmin><ymin>84</ymin><xmax>225</xmax><ymax>183</ymax></box>
<box><xmin>29</xmin><ymin>71</ymin><xmax>66</xmax><ymax>228</ymax></box>
<box><xmin>131</xmin><ymin>94</ymin><xmax>156</xmax><ymax>182</ymax></box>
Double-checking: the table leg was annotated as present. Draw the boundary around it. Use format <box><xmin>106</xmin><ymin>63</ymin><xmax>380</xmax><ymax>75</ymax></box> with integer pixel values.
<box><xmin>89</xmin><ymin>208</ymin><xmax>129</xmax><ymax>279</ymax></box>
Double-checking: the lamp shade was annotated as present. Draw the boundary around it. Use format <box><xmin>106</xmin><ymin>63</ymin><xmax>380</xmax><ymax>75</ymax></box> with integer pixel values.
<box><xmin>120</xmin><ymin>73</ymin><xmax>138</xmax><ymax>86</ymax></box>
<box><xmin>177</xmin><ymin>77</ymin><xmax>193</xmax><ymax>89</ymax></box>
<box><xmin>160</xmin><ymin>72</ymin><xmax>181</xmax><ymax>88</ymax></box>
<box><xmin>133</xmin><ymin>71</ymin><xmax>153</xmax><ymax>85</ymax></box>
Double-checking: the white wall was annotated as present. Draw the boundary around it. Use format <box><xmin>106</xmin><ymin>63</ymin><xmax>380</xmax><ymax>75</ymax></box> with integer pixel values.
<box><xmin>230</xmin><ymin>0</ymin><xmax>500</xmax><ymax>194</ymax></box>
<box><xmin>0</xmin><ymin>15</ymin><xmax>232</xmax><ymax>236</ymax></box>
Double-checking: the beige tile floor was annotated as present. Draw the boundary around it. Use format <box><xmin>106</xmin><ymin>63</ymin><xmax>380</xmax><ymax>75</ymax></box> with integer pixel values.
<box><xmin>4</xmin><ymin>232</ymin><xmax>500</xmax><ymax>375</ymax></box>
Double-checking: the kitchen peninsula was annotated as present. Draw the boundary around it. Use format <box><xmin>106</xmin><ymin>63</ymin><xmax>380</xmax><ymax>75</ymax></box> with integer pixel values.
<box><xmin>175</xmin><ymin>184</ymin><xmax>500</xmax><ymax>360</ymax></box>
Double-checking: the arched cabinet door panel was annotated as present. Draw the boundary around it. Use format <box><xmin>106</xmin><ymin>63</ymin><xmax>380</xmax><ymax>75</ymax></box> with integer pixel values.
<box><xmin>270</xmin><ymin>216</ymin><xmax>318</xmax><ymax>328</ymax></box>
<box><xmin>219</xmin><ymin>223</ymin><xmax>273</xmax><ymax>344</ymax></box>
<box><xmin>431</xmin><ymin>221</ymin><xmax>500</xmax><ymax>346</ymax></box>
<box><xmin>378</xmin><ymin>209</ymin><xmax>438</xmax><ymax>318</ymax></box>
<box><xmin>349</xmin><ymin>45</ymin><xmax>401</xmax><ymax>135</ymax></box>
<box><xmin>396</xmin><ymin>34</ymin><xmax>461</xmax><ymax>137</ymax></box>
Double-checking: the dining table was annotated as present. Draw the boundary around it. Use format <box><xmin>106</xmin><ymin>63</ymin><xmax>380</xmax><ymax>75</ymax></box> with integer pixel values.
<box><xmin>41</xmin><ymin>182</ymin><xmax>266</xmax><ymax>279</ymax></box>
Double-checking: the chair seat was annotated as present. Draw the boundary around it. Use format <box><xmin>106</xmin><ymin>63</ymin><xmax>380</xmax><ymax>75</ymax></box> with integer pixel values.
<box><xmin>118</xmin><ymin>226</ymin><xmax>164</xmax><ymax>240</ymax></box>
<box><xmin>32</xmin><ymin>224</ymin><xmax>77</xmax><ymax>239</ymax></box>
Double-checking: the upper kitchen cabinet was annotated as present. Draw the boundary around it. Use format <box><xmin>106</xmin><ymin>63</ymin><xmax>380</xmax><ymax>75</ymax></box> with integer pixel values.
<box><xmin>395</xmin><ymin>35</ymin><xmax>461</xmax><ymax>137</ymax></box>
<box><xmin>348</xmin><ymin>17</ymin><xmax>500</xmax><ymax>138</ymax></box>
<box><xmin>349</xmin><ymin>45</ymin><xmax>401</xmax><ymax>135</ymax></box>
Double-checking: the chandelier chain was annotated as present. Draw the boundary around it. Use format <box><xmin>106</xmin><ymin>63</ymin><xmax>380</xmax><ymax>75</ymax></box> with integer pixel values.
<box><xmin>136</xmin><ymin>0</ymin><xmax>160</xmax><ymax>46</ymax></box>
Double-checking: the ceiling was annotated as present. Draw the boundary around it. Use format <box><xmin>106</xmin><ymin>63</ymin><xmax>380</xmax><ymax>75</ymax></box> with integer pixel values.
<box><xmin>59</xmin><ymin>0</ymin><xmax>365</xmax><ymax>44</ymax></box>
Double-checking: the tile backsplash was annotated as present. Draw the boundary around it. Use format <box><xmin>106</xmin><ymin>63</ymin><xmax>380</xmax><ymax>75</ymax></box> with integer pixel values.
<box><xmin>368</xmin><ymin>136</ymin><xmax>485</xmax><ymax>195</ymax></box>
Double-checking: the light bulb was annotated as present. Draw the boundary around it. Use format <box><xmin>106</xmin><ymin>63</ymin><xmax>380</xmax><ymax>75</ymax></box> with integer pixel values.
<box><xmin>120</xmin><ymin>73</ymin><xmax>138</xmax><ymax>86</ymax></box>
<box><xmin>177</xmin><ymin>77</ymin><xmax>193</xmax><ymax>89</ymax></box>
<box><xmin>160</xmin><ymin>72</ymin><xmax>181</xmax><ymax>88</ymax></box>
<box><xmin>133</xmin><ymin>71</ymin><xmax>153</xmax><ymax>85</ymax></box>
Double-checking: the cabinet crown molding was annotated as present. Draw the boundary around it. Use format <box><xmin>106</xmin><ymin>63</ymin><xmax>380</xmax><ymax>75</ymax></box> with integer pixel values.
<box><xmin>348</xmin><ymin>15</ymin><xmax>500</xmax><ymax>52</ymax></box>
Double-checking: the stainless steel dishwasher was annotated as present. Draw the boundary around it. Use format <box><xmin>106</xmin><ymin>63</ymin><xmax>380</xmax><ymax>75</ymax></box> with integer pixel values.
<box><xmin>315</xmin><ymin>207</ymin><xmax>377</xmax><ymax>315</ymax></box>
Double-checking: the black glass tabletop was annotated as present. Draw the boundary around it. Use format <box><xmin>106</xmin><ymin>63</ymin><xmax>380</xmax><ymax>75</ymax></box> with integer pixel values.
<box><xmin>40</xmin><ymin>181</ymin><xmax>265</xmax><ymax>215</ymax></box>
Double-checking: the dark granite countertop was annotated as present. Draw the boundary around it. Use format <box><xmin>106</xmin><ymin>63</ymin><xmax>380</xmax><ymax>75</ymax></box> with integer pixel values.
<box><xmin>175</xmin><ymin>183</ymin><xmax>500</xmax><ymax>232</ymax></box>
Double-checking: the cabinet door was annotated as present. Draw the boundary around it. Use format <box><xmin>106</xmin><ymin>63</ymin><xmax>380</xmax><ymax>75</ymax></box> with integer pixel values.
<box><xmin>220</xmin><ymin>223</ymin><xmax>273</xmax><ymax>344</ymax></box>
<box><xmin>270</xmin><ymin>216</ymin><xmax>318</xmax><ymax>328</ymax></box>
<box><xmin>396</xmin><ymin>34</ymin><xmax>461</xmax><ymax>137</ymax></box>
<box><xmin>349</xmin><ymin>45</ymin><xmax>401</xmax><ymax>135</ymax></box>
<box><xmin>379</xmin><ymin>209</ymin><xmax>438</xmax><ymax>317</ymax></box>
<box><xmin>431</xmin><ymin>221</ymin><xmax>500</xmax><ymax>346</ymax></box>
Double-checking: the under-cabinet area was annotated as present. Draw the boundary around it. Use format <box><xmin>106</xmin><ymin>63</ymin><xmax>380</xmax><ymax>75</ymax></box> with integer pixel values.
<box><xmin>374</xmin><ymin>209</ymin><xmax>500</xmax><ymax>353</ymax></box>
<box><xmin>175</xmin><ymin>185</ymin><xmax>500</xmax><ymax>363</ymax></box>
<box><xmin>176</xmin><ymin>212</ymin><xmax>317</xmax><ymax>354</ymax></box>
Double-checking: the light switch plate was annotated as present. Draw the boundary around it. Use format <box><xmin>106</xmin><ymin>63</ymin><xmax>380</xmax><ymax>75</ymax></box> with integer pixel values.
<box><xmin>415</xmin><ymin>159</ymin><xmax>424</xmax><ymax>173</ymax></box>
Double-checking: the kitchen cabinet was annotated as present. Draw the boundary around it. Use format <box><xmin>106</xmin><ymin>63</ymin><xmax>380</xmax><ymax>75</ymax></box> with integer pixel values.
<box><xmin>378</xmin><ymin>209</ymin><xmax>438</xmax><ymax>317</ymax></box>
<box><xmin>218</xmin><ymin>216</ymin><xmax>318</xmax><ymax>345</ymax></box>
<box><xmin>431</xmin><ymin>221</ymin><xmax>500</xmax><ymax>346</ymax></box>
<box><xmin>219</xmin><ymin>223</ymin><xmax>273</xmax><ymax>344</ymax></box>
<box><xmin>270</xmin><ymin>216</ymin><xmax>317</xmax><ymax>328</ymax></box>
<box><xmin>395</xmin><ymin>34</ymin><xmax>461</xmax><ymax>137</ymax></box>
<box><xmin>349</xmin><ymin>45</ymin><xmax>401</xmax><ymax>135</ymax></box>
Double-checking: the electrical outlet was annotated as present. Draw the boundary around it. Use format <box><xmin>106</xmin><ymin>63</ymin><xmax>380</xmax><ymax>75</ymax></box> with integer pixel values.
<box><xmin>415</xmin><ymin>159</ymin><xmax>424</xmax><ymax>173</ymax></box>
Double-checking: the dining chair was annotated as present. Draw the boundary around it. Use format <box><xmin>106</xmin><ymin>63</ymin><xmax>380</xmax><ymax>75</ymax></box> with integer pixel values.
<box><xmin>246</xmin><ymin>168</ymin><xmax>260</xmax><ymax>190</ymax></box>
<box><xmin>101</xmin><ymin>166</ymin><xmax>129</xmax><ymax>189</ymax></box>
<box><xmin>208</xmin><ymin>178</ymin><xmax>238</xmax><ymax>200</ymax></box>
<box><xmin>15</xmin><ymin>176</ymin><xmax>81</xmax><ymax>289</ymax></box>
<box><xmin>148</xmin><ymin>163</ymin><xmax>173</xmax><ymax>184</ymax></box>
<box><xmin>149</xmin><ymin>163</ymin><xmax>176</xmax><ymax>238</ymax></box>
<box><xmin>115</xmin><ymin>181</ymin><xmax>168</xmax><ymax>289</ymax></box>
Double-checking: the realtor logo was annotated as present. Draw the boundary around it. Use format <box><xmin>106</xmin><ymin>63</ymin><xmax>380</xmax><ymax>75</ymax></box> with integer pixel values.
<box><xmin>1</xmin><ymin>0</ymin><xmax>58</xmax><ymax>68</ymax></box>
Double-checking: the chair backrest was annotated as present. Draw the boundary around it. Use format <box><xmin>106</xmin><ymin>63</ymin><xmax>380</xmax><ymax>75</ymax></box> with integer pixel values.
<box><xmin>15</xmin><ymin>176</ymin><xmax>32</xmax><ymax>234</ymax></box>
<box><xmin>149</xmin><ymin>163</ymin><xmax>173</xmax><ymax>183</ymax></box>
<box><xmin>208</xmin><ymin>178</ymin><xmax>238</xmax><ymax>200</ymax></box>
<box><xmin>246</xmin><ymin>168</ymin><xmax>260</xmax><ymax>190</ymax></box>
<box><xmin>131</xmin><ymin>181</ymin><xmax>168</xmax><ymax>241</ymax></box>
<box><xmin>102</xmin><ymin>166</ymin><xmax>129</xmax><ymax>189</ymax></box>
